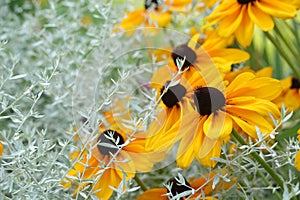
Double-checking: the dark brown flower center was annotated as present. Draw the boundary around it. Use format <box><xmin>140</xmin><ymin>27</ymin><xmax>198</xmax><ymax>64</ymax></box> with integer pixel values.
<box><xmin>171</xmin><ymin>44</ymin><xmax>197</xmax><ymax>70</ymax></box>
<box><xmin>237</xmin><ymin>0</ymin><xmax>256</xmax><ymax>4</ymax></box>
<box><xmin>97</xmin><ymin>129</ymin><xmax>125</xmax><ymax>155</ymax></box>
<box><xmin>291</xmin><ymin>77</ymin><xmax>300</xmax><ymax>89</ymax></box>
<box><xmin>144</xmin><ymin>0</ymin><xmax>159</xmax><ymax>9</ymax></box>
<box><xmin>193</xmin><ymin>87</ymin><xmax>226</xmax><ymax>115</ymax></box>
<box><xmin>161</xmin><ymin>81</ymin><xmax>187</xmax><ymax>108</ymax></box>
<box><xmin>166</xmin><ymin>177</ymin><xmax>191</xmax><ymax>199</ymax></box>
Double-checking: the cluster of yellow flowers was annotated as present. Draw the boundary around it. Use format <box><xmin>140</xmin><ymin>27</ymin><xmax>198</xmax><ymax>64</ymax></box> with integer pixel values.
<box><xmin>61</xmin><ymin>0</ymin><xmax>300</xmax><ymax>199</ymax></box>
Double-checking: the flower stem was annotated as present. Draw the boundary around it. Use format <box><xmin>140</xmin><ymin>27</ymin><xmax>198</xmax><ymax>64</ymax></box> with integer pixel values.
<box><xmin>273</xmin><ymin>22</ymin><xmax>300</xmax><ymax>74</ymax></box>
<box><xmin>257</xmin><ymin>170</ymin><xmax>281</xmax><ymax>199</ymax></box>
<box><xmin>231</xmin><ymin>130</ymin><xmax>284</xmax><ymax>190</ymax></box>
<box><xmin>134</xmin><ymin>175</ymin><xmax>148</xmax><ymax>191</ymax></box>
<box><xmin>264</xmin><ymin>31</ymin><xmax>300</xmax><ymax>78</ymax></box>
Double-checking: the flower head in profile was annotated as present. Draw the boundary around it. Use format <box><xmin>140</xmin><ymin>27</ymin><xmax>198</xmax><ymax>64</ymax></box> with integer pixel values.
<box><xmin>137</xmin><ymin>170</ymin><xmax>236</xmax><ymax>200</ymax></box>
<box><xmin>273</xmin><ymin>76</ymin><xmax>300</xmax><ymax>111</ymax></box>
<box><xmin>204</xmin><ymin>0</ymin><xmax>298</xmax><ymax>47</ymax></box>
<box><xmin>177</xmin><ymin>71</ymin><xmax>281</xmax><ymax>168</ymax></box>
<box><xmin>62</xmin><ymin>102</ymin><xmax>158</xmax><ymax>199</ymax></box>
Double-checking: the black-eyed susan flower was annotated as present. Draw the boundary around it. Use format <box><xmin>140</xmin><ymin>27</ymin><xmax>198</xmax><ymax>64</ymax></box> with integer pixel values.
<box><xmin>145</xmin><ymin>65</ymin><xmax>196</xmax><ymax>152</ymax></box>
<box><xmin>170</xmin><ymin>32</ymin><xmax>249</xmax><ymax>78</ymax></box>
<box><xmin>294</xmin><ymin>129</ymin><xmax>300</xmax><ymax>171</ymax></box>
<box><xmin>273</xmin><ymin>77</ymin><xmax>300</xmax><ymax>111</ymax></box>
<box><xmin>62</xmin><ymin>105</ymin><xmax>159</xmax><ymax>199</ymax></box>
<box><xmin>204</xmin><ymin>0</ymin><xmax>298</xmax><ymax>47</ymax></box>
<box><xmin>114</xmin><ymin>0</ymin><xmax>193</xmax><ymax>35</ymax></box>
<box><xmin>177</xmin><ymin>72</ymin><xmax>282</xmax><ymax>168</ymax></box>
<box><xmin>137</xmin><ymin>170</ymin><xmax>235</xmax><ymax>200</ymax></box>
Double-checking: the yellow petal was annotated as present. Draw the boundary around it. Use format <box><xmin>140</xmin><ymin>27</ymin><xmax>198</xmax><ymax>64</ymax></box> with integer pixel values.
<box><xmin>188</xmin><ymin>34</ymin><xmax>200</xmax><ymax>49</ymax></box>
<box><xmin>137</xmin><ymin>188</ymin><xmax>168</xmax><ymax>200</ymax></box>
<box><xmin>227</xmin><ymin>109</ymin><xmax>274</xmax><ymax>137</ymax></box>
<box><xmin>235</xmin><ymin>6</ymin><xmax>254</xmax><ymax>47</ymax></box>
<box><xmin>217</xmin><ymin>5</ymin><xmax>243</xmax><ymax>37</ymax></box>
<box><xmin>197</xmin><ymin>137</ymin><xmax>222</xmax><ymax>168</ymax></box>
<box><xmin>280</xmin><ymin>76</ymin><xmax>292</xmax><ymax>90</ymax></box>
<box><xmin>176</xmin><ymin>132</ymin><xmax>196</xmax><ymax>169</ymax></box>
<box><xmin>176</xmin><ymin>112</ymin><xmax>202</xmax><ymax>168</ymax></box>
<box><xmin>256</xmin><ymin>67</ymin><xmax>273</xmax><ymax>77</ymax></box>
<box><xmin>150</xmin><ymin>65</ymin><xmax>174</xmax><ymax>89</ymax></box>
<box><xmin>146</xmin><ymin>105</ymin><xmax>182</xmax><ymax>151</ymax></box>
<box><xmin>209</xmin><ymin>48</ymin><xmax>250</xmax><ymax>64</ymax></box>
<box><xmin>203</xmin><ymin>111</ymin><xmax>233</xmax><ymax>139</ymax></box>
<box><xmin>227</xmin><ymin>98</ymin><xmax>280</xmax><ymax>119</ymax></box>
<box><xmin>226</xmin><ymin>72</ymin><xmax>255</xmax><ymax>95</ymax></box>
<box><xmin>256</xmin><ymin>0</ymin><xmax>297</xmax><ymax>19</ymax></box>
<box><xmin>227</xmin><ymin>73</ymin><xmax>282</xmax><ymax>101</ymax></box>
<box><xmin>229</xmin><ymin>114</ymin><xmax>256</xmax><ymax>138</ymax></box>
<box><xmin>149</xmin><ymin>11</ymin><xmax>172</xmax><ymax>27</ymax></box>
<box><xmin>93</xmin><ymin>168</ymin><xmax>122</xmax><ymax>200</ymax></box>
<box><xmin>294</xmin><ymin>150</ymin><xmax>300</xmax><ymax>172</ymax></box>
<box><xmin>248</xmin><ymin>3</ymin><xmax>274</xmax><ymax>31</ymax></box>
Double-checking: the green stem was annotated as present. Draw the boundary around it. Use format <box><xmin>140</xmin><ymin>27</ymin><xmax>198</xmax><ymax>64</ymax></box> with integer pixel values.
<box><xmin>273</xmin><ymin>23</ymin><xmax>300</xmax><ymax>72</ymax></box>
<box><xmin>264</xmin><ymin>31</ymin><xmax>300</xmax><ymax>78</ymax></box>
<box><xmin>133</xmin><ymin>175</ymin><xmax>148</xmax><ymax>191</ymax></box>
<box><xmin>257</xmin><ymin>170</ymin><xmax>281</xmax><ymax>199</ymax></box>
<box><xmin>231</xmin><ymin>130</ymin><xmax>284</xmax><ymax>190</ymax></box>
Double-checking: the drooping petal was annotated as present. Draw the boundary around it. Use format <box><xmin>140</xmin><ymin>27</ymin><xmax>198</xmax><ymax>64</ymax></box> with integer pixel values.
<box><xmin>176</xmin><ymin>112</ymin><xmax>202</xmax><ymax>168</ymax></box>
<box><xmin>217</xmin><ymin>5</ymin><xmax>243</xmax><ymax>37</ymax></box>
<box><xmin>203</xmin><ymin>111</ymin><xmax>233</xmax><ymax>139</ymax></box>
<box><xmin>234</xmin><ymin>6</ymin><xmax>254</xmax><ymax>47</ymax></box>
<box><xmin>197</xmin><ymin>137</ymin><xmax>222</xmax><ymax>168</ymax></box>
<box><xmin>227</xmin><ymin>98</ymin><xmax>280</xmax><ymax>118</ymax></box>
<box><xmin>227</xmin><ymin>108</ymin><xmax>274</xmax><ymax>138</ymax></box>
<box><xmin>93</xmin><ymin>168</ymin><xmax>123</xmax><ymax>200</ymax></box>
<box><xmin>176</xmin><ymin>130</ymin><xmax>196</xmax><ymax>169</ymax></box>
<box><xmin>248</xmin><ymin>3</ymin><xmax>274</xmax><ymax>31</ymax></box>
<box><xmin>146</xmin><ymin>105</ymin><xmax>183</xmax><ymax>151</ymax></box>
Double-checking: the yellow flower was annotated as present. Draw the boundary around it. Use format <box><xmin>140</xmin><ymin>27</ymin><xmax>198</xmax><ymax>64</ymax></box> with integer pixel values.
<box><xmin>273</xmin><ymin>77</ymin><xmax>300</xmax><ymax>111</ymax></box>
<box><xmin>137</xmin><ymin>170</ymin><xmax>235</xmax><ymax>200</ymax></box>
<box><xmin>115</xmin><ymin>8</ymin><xmax>171</xmax><ymax>35</ymax></box>
<box><xmin>177</xmin><ymin>71</ymin><xmax>281</xmax><ymax>168</ymax></box>
<box><xmin>114</xmin><ymin>0</ymin><xmax>193</xmax><ymax>35</ymax></box>
<box><xmin>0</xmin><ymin>141</ymin><xmax>3</xmax><ymax>156</ymax></box>
<box><xmin>62</xmin><ymin>105</ymin><xmax>159</xmax><ymax>199</ymax></box>
<box><xmin>170</xmin><ymin>32</ymin><xmax>249</xmax><ymax>78</ymax></box>
<box><xmin>204</xmin><ymin>0</ymin><xmax>297</xmax><ymax>47</ymax></box>
<box><xmin>145</xmin><ymin>65</ymin><xmax>196</xmax><ymax>152</ymax></box>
